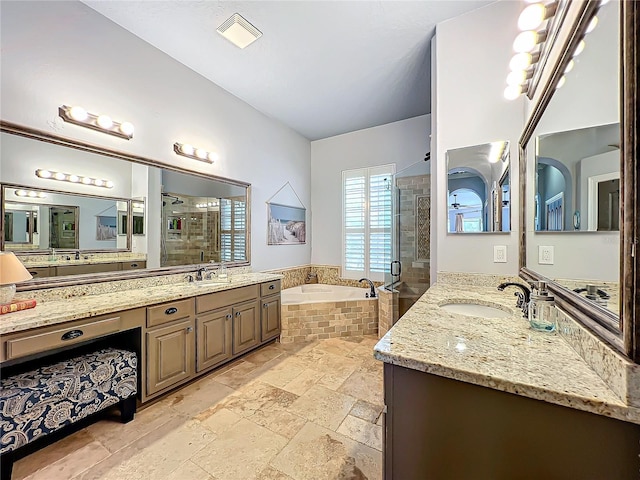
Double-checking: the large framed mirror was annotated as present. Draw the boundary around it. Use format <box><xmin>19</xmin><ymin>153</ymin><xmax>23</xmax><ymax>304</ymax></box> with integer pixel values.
<box><xmin>519</xmin><ymin>1</ymin><xmax>639</xmax><ymax>361</ymax></box>
<box><xmin>446</xmin><ymin>141</ymin><xmax>510</xmax><ymax>233</ymax></box>
<box><xmin>0</xmin><ymin>121</ymin><xmax>251</xmax><ymax>288</ymax></box>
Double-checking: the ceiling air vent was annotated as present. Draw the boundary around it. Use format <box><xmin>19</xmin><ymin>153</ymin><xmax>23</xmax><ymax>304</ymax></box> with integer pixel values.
<box><xmin>217</xmin><ymin>13</ymin><xmax>262</xmax><ymax>49</ymax></box>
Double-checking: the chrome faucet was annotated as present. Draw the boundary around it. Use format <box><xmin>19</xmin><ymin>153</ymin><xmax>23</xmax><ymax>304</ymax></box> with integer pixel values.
<box><xmin>573</xmin><ymin>284</ymin><xmax>610</xmax><ymax>306</ymax></box>
<box><xmin>359</xmin><ymin>278</ymin><xmax>377</xmax><ymax>298</ymax></box>
<box><xmin>497</xmin><ymin>282</ymin><xmax>532</xmax><ymax>318</ymax></box>
<box><xmin>195</xmin><ymin>267</ymin><xmax>208</xmax><ymax>281</ymax></box>
<box><xmin>75</xmin><ymin>250</ymin><xmax>80</xmax><ymax>260</ymax></box>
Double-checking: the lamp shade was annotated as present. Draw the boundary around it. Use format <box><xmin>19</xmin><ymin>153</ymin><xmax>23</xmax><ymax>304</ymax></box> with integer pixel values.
<box><xmin>0</xmin><ymin>252</ymin><xmax>33</xmax><ymax>285</ymax></box>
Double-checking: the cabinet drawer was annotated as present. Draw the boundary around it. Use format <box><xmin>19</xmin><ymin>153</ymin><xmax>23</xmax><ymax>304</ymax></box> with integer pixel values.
<box><xmin>260</xmin><ymin>280</ymin><xmax>281</xmax><ymax>297</ymax></box>
<box><xmin>196</xmin><ymin>285</ymin><xmax>259</xmax><ymax>314</ymax></box>
<box><xmin>122</xmin><ymin>261</ymin><xmax>147</xmax><ymax>270</ymax></box>
<box><xmin>147</xmin><ymin>299</ymin><xmax>194</xmax><ymax>328</ymax></box>
<box><xmin>5</xmin><ymin>315</ymin><xmax>122</xmax><ymax>360</ymax></box>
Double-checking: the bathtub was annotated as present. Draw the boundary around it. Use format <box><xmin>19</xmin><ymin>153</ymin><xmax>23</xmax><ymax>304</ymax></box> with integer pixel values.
<box><xmin>280</xmin><ymin>284</ymin><xmax>378</xmax><ymax>343</ymax></box>
<box><xmin>281</xmin><ymin>284</ymin><xmax>370</xmax><ymax>305</ymax></box>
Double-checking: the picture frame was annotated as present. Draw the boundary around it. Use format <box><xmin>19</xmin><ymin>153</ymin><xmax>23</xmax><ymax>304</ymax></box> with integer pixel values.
<box><xmin>267</xmin><ymin>203</ymin><xmax>306</xmax><ymax>245</ymax></box>
<box><xmin>96</xmin><ymin>215</ymin><xmax>117</xmax><ymax>241</ymax></box>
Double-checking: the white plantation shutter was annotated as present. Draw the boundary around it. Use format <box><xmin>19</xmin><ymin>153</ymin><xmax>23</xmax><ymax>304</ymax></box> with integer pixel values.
<box><xmin>220</xmin><ymin>198</ymin><xmax>247</xmax><ymax>262</ymax></box>
<box><xmin>342</xmin><ymin>165</ymin><xmax>394</xmax><ymax>281</ymax></box>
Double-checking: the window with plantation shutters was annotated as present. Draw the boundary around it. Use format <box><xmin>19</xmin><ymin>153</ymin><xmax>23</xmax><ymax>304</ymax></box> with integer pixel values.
<box><xmin>342</xmin><ymin>165</ymin><xmax>394</xmax><ymax>281</ymax></box>
<box><xmin>220</xmin><ymin>198</ymin><xmax>247</xmax><ymax>262</ymax></box>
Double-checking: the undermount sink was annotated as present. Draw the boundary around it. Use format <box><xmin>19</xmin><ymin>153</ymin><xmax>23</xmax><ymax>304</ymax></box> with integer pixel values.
<box><xmin>439</xmin><ymin>302</ymin><xmax>511</xmax><ymax>318</ymax></box>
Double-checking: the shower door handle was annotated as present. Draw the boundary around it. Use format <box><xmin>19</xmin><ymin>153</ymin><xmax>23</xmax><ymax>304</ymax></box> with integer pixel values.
<box><xmin>391</xmin><ymin>261</ymin><xmax>401</xmax><ymax>277</ymax></box>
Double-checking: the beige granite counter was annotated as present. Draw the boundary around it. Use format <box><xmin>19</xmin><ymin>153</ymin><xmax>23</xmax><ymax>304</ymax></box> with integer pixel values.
<box><xmin>374</xmin><ymin>281</ymin><xmax>640</xmax><ymax>425</ymax></box>
<box><xmin>1</xmin><ymin>272</ymin><xmax>281</xmax><ymax>335</ymax></box>
<box><xmin>22</xmin><ymin>255</ymin><xmax>147</xmax><ymax>268</ymax></box>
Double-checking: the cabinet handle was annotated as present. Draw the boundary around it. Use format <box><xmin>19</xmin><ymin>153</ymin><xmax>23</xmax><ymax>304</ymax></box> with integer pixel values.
<box><xmin>186</xmin><ymin>326</ymin><xmax>193</xmax><ymax>333</ymax></box>
<box><xmin>269</xmin><ymin>284</ymin><xmax>275</xmax><ymax>290</ymax></box>
<box><xmin>130</xmin><ymin>263</ymin><xmax>138</xmax><ymax>267</ymax></box>
<box><xmin>263</xmin><ymin>303</ymin><xmax>268</xmax><ymax>308</ymax></box>
<box><xmin>165</xmin><ymin>307</ymin><xmax>178</xmax><ymax>315</ymax></box>
<box><xmin>61</xmin><ymin>330</ymin><xmax>84</xmax><ymax>341</ymax></box>
<box><xmin>30</xmin><ymin>271</ymin><xmax>39</xmax><ymax>276</ymax></box>
<box><xmin>235</xmin><ymin>311</ymin><xmax>241</xmax><ymax>317</ymax></box>
<box><xmin>226</xmin><ymin>314</ymin><xmax>232</xmax><ymax>320</ymax></box>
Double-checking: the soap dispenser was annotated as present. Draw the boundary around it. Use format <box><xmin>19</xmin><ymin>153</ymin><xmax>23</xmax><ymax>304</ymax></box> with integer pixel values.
<box><xmin>528</xmin><ymin>281</ymin><xmax>557</xmax><ymax>332</ymax></box>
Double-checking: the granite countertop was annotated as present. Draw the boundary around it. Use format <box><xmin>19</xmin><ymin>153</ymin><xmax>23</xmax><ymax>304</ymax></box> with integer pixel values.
<box><xmin>374</xmin><ymin>282</ymin><xmax>640</xmax><ymax>425</ymax></box>
<box><xmin>23</xmin><ymin>256</ymin><xmax>147</xmax><ymax>268</ymax></box>
<box><xmin>1</xmin><ymin>273</ymin><xmax>281</xmax><ymax>335</ymax></box>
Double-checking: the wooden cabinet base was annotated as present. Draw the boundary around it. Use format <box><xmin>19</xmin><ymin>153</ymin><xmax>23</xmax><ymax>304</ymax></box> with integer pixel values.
<box><xmin>383</xmin><ymin>364</ymin><xmax>640</xmax><ymax>480</ymax></box>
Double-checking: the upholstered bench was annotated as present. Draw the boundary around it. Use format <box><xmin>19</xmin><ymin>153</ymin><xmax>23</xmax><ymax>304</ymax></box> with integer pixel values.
<box><xmin>0</xmin><ymin>348</ymin><xmax>138</xmax><ymax>479</ymax></box>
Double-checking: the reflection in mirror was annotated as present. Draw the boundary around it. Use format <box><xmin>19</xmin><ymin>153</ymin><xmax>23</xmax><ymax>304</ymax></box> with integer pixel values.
<box><xmin>0</xmin><ymin>128</ymin><xmax>250</xmax><ymax>284</ymax></box>
<box><xmin>446</xmin><ymin>141</ymin><xmax>510</xmax><ymax>233</ymax></box>
<box><xmin>524</xmin><ymin>0</ymin><xmax>619</xmax><ymax>317</ymax></box>
<box><xmin>535</xmin><ymin>123</ymin><xmax>620</xmax><ymax>232</ymax></box>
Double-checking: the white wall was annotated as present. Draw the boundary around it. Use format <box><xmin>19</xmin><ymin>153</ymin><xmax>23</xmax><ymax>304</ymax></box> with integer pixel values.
<box><xmin>310</xmin><ymin>115</ymin><xmax>430</xmax><ymax>266</ymax></box>
<box><xmin>433</xmin><ymin>0</ymin><xmax>524</xmax><ymax>278</ymax></box>
<box><xmin>0</xmin><ymin>1</ymin><xmax>311</xmax><ymax>272</ymax></box>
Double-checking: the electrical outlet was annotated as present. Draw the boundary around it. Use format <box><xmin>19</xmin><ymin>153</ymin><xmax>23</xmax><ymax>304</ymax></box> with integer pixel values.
<box><xmin>538</xmin><ymin>245</ymin><xmax>554</xmax><ymax>265</ymax></box>
<box><xmin>493</xmin><ymin>245</ymin><xmax>507</xmax><ymax>263</ymax></box>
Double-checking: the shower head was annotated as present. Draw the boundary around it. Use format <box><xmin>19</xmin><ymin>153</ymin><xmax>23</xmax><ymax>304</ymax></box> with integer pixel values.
<box><xmin>172</xmin><ymin>199</ymin><xmax>184</xmax><ymax>205</ymax></box>
<box><xmin>162</xmin><ymin>193</ymin><xmax>183</xmax><ymax>205</ymax></box>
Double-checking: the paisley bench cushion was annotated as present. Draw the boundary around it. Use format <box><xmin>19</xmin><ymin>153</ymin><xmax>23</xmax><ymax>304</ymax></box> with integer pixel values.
<box><xmin>0</xmin><ymin>348</ymin><xmax>137</xmax><ymax>454</ymax></box>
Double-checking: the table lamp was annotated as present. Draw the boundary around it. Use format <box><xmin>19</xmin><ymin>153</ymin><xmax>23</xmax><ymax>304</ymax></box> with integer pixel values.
<box><xmin>0</xmin><ymin>252</ymin><xmax>33</xmax><ymax>304</ymax></box>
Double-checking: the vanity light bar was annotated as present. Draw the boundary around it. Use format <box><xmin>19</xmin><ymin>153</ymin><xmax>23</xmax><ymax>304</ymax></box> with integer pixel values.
<box><xmin>174</xmin><ymin>143</ymin><xmax>219</xmax><ymax>163</ymax></box>
<box><xmin>58</xmin><ymin>105</ymin><xmax>134</xmax><ymax>140</ymax></box>
<box><xmin>35</xmin><ymin>169</ymin><xmax>114</xmax><ymax>189</ymax></box>
<box><xmin>196</xmin><ymin>201</ymin><xmax>219</xmax><ymax>208</ymax></box>
<box><xmin>15</xmin><ymin>189</ymin><xmax>46</xmax><ymax>198</ymax></box>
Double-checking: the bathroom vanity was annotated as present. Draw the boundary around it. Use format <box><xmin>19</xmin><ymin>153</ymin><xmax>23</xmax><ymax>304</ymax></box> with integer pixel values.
<box><xmin>374</xmin><ymin>279</ymin><xmax>640</xmax><ymax>479</ymax></box>
<box><xmin>0</xmin><ymin>274</ymin><xmax>281</xmax><ymax>403</ymax></box>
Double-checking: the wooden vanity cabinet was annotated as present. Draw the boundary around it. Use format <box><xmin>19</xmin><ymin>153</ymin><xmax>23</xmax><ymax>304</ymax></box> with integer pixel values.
<box><xmin>232</xmin><ymin>299</ymin><xmax>261</xmax><ymax>355</ymax></box>
<box><xmin>260</xmin><ymin>280</ymin><xmax>281</xmax><ymax>342</ymax></box>
<box><xmin>145</xmin><ymin>299</ymin><xmax>195</xmax><ymax>398</ymax></box>
<box><xmin>196</xmin><ymin>307</ymin><xmax>233</xmax><ymax>372</ymax></box>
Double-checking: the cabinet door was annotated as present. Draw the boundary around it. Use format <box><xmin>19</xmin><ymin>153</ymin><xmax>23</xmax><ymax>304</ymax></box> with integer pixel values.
<box><xmin>261</xmin><ymin>295</ymin><xmax>281</xmax><ymax>342</ymax></box>
<box><xmin>196</xmin><ymin>307</ymin><xmax>232</xmax><ymax>372</ymax></box>
<box><xmin>146</xmin><ymin>319</ymin><xmax>195</xmax><ymax>396</ymax></box>
<box><xmin>232</xmin><ymin>299</ymin><xmax>260</xmax><ymax>355</ymax></box>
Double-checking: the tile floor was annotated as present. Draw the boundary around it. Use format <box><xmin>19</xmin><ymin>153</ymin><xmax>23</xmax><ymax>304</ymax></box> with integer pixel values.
<box><xmin>13</xmin><ymin>335</ymin><xmax>384</xmax><ymax>480</ymax></box>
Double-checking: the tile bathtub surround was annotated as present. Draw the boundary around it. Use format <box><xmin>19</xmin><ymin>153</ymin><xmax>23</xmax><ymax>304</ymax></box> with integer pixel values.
<box><xmin>12</xmin><ymin>335</ymin><xmax>383</xmax><ymax>480</ymax></box>
<box><xmin>281</xmin><ymin>300</ymin><xmax>378</xmax><ymax>343</ymax></box>
<box><xmin>377</xmin><ymin>288</ymin><xmax>397</xmax><ymax>339</ymax></box>
<box><xmin>264</xmin><ymin>264</ymin><xmax>383</xmax><ymax>291</ymax></box>
<box><xmin>374</xmin><ymin>281</ymin><xmax>640</xmax><ymax>425</ymax></box>
<box><xmin>21</xmin><ymin>266</ymin><xmax>254</xmax><ymax>303</ymax></box>
<box><xmin>262</xmin><ymin>265</ymin><xmax>311</xmax><ymax>290</ymax></box>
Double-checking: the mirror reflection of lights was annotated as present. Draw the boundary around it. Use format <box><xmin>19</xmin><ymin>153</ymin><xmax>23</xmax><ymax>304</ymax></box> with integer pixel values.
<box><xmin>15</xmin><ymin>189</ymin><xmax>46</xmax><ymax>198</ymax></box>
<box><xmin>35</xmin><ymin>169</ymin><xmax>113</xmax><ymax>189</ymax></box>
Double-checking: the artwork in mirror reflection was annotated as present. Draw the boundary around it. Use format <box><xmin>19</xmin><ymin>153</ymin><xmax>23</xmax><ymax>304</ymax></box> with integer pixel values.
<box><xmin>535</xmin><ymin>123</ymin><xmax>620</xmax><ymax>232</ymax></box>
<box><xmin>446</xmin><ymin>141</ymin><xmax>510</xmax><ymax>233</ymax></box>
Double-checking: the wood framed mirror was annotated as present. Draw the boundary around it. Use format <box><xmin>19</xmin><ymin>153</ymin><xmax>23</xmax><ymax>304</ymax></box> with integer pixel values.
<box><xmin>519</xmin><ymin>1</ymin><xmax>639</xmax><ymax>361</ymax></box>
<box><xmin>0</xmin><ymin>120</ymin><xmax>252</xmax><ymax>290</ymax></box>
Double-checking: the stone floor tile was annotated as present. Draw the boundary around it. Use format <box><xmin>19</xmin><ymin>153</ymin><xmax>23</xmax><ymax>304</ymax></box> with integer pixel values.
<box><xmin>243</xmin><ymin>344</ymin><xmax>286</xmax><ymax>366</ymax></box>
<box><xmin>213</xmin><ymin>360</ymin><xmax>261</xmax><ymax>389</ymax></box>
<box><xmin>22</xmin><ymin>441</ymin><xmax>110</xmax><ymax>480</ymax></box>
<box><xmin>349</xmin><ymin>400</ymin><xmax>384</xmax><ymax>424</ymax></box>
<box><xmin>337</xmin><ymin>415</ymin><xmax>383</xmax><ymax>451</ymax></box>
<box><xmin>255</xmin><ymin>358</ymin><xmax>310</xmax><ymax>388</ymax></box>
<box><xmin>313</xmin><ymin>337</ymin><xmax>360</xmax><ymax>356</ymax></box>
<box><xmin>13</xmin><ymin>429</ymin><xmax>96</xmax><ymax>480</ymax></box>
<box><xmin>247</xmin><ymin>408</ymin><xmax>307</xmax><ymax>439</ymax></box>
<box><xmin>337</xmin><ymin>371</ymin><xmax>384</xmax><ymax>405</ymax></box>
<box><xmin>191</xmin><ymin>418</ymin><xmax>288</xmax><ymax>480</ymax></box>
<box><xmin>221</xmin><ymin>381</ymin><xmax>299</xmax><ymax>418</ymax></box>
<box><xmin>282</xmin><ymin>368</ymin><xmax>324</xmax><ymax>395</ymax></box>
<box><xmin>200</xmin><ymin>407</ymin><xmax>243</xmax><ymax>435</ymax></box>
<box><xmin>287</xmin><ymin>385</ymin><xmax>357</xmax><ymax>430</ymax></box>
<box><xmin>271</xmin><ymin>422</ymin><xmax>382</xmax><ymax>480</ymax></box>
<box><xmin>165</xmin><ymin>460</ymin><xmax>215</xmax><ymax>480</ymax></box>
<box><xmin>255</xmin><ymin>465</ymin><xmax>295</xmax><ymax>479</ymax></box>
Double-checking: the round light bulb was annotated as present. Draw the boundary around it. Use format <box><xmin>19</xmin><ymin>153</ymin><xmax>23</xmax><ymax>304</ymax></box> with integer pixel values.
<box><xmin>573</xmin><ymin>39</ymin><xmax>586</xmax><ymax>57</ymax></box>
<box><xmin>556</xmin><ymin>75</ymin><xmax>566</xmax><ymax>89</ymax></box>
<box><xmin>15</xmin><ymin>190</ymin><xmax>26</xmax><ymax>196</ymax></box>
<box><xmin>506</xmin><ymin>70</ymin><xmax>528</xmax><ymax>86</ymax></box>
<box><xmin>600</xmin><ymin>0</ymin><xmax>610</xmax><ymax>5</ymax></box>
<box><xmin>518</xmin><ymin>3</ymin><xmax>546</xmax><ymax>31</ymax></box>
<box><xmin>54</xmin><ymin>172</ymin><xmax>66</xmax><ymax>181</ymax></box>
<box><xmin>38</xmin><ymin>192</ymin><xmax>46</xmax><ymax>198</ymax></box>
<box><xmin>509</xmin><ymin>52</ymin><xmax>533</xmax><ymax>71</ymax></box>
<box><xmin>119</xmin><ymin>122</ymin><xmax>134</xmax><ymax>136</ymax></box>
<box><xmin>81</xmin><ymin>177</ymin><xmax>92</xmax><ymax>185</ymax></box>
<box><xmin>586</xmin><ymin>16</ymin><xmax>598</xmax><ymax>34</ymax></box>
<box><xmin>37</xmin><ymin>169</ymin><xmax>52</xmax><ymax>179</ymax></box>
<box><xmin>28</xmin><ymin>191</ymin><xmax>38</xmax><ymax>197</ymax></box>
<box><xmin>68</xmin><ymin>174</ymin><xmax>79</xmax><ymax>183</ymax></box>
<box><xmin>69</xmin><ymin>106</ymin><xmax>88</xmax><ymax>121</ymax></box>
<box><xmin>564</xmin><ymin>59</ymin><xmax>575</xmax><ymax>73</ymax></box>
<box><xmin>208</xmin><ymin>152</ymin><xmax>219</xmax><ymax>162</ymax></box>
<box><xmin>513</xmin><ymin>31</ymin><xmax>539</xmax><ymax>53</ymax></box>
<box><xmin>93</xmin><ymin>179</ymin><xmax>104</xmax><ymax>187</ymax></box>
<box><xmin>195</xmin><ymin>148</ymin><xmax>208</xmax><ymax>160</ymax></box>
<box><xmin>105</xmin><ymin>180</ymin><xmax>114</xmax><ymax>188</ymax></box>
<box><xmin>96</xmin><ymin>114</ymin><xmax>113</xmax><ymax>129</ymax></box>
<box><xmin>180</xmin><ymin>144</ymin><xmax>194</xmax><ymax>156</ymax></box>
<box><xmin>504</xmin><ymin>85</ymin><xmax>523</xmax><ymax>100</ymax></box>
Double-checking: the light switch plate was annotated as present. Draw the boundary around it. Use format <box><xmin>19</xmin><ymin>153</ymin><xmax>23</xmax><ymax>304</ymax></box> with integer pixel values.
<box><xmin>539</xmin><ymin>245</ymin><xmax>554</xmax><ymax>265</ymax></box>
<box><xmin>493</xmin><ymin>245</ymin><xmax>507</xmax><ymax>263</ymax></box>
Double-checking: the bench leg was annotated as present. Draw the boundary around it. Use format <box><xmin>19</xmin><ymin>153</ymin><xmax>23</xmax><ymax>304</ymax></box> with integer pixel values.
<box><xmin>1</xmin><ymin>452</ymin><xmax>14</xmax><ymax>479</ymax></box>
<box><xmin>120</xmin><ymin>395</ymin><xmax>137</xmax><ymax>424</ymax></box>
